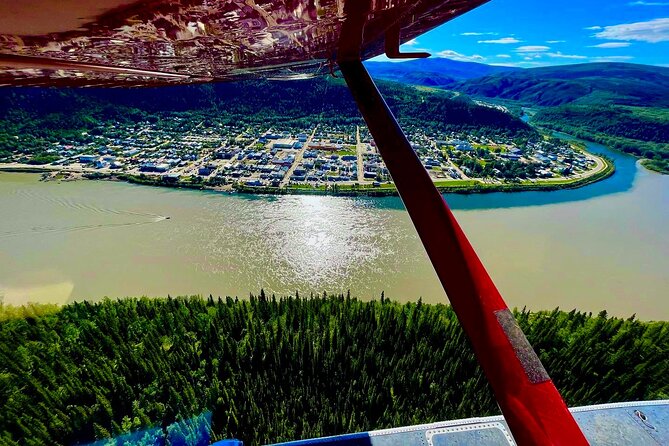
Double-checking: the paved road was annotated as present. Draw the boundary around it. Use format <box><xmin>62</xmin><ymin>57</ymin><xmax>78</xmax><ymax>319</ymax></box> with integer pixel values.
<box><xmin>280</xmin><ymin>125</ymin><xmax>318</xmax><ymax>187</ymax></box>
<box><xmin>356</xmin><ymin>126</ymin><xmax>365</xmax><ymax>183</ymax></box>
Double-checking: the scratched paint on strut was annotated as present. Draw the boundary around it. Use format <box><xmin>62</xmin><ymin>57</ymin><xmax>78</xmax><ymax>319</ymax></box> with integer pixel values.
<box><xmin>494</xmin><ymin>309</ymin><xmax>550</xmax><ymax>385</ymax></box>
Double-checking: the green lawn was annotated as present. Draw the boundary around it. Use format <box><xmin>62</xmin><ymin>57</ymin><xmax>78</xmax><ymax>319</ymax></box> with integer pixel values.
<box><xmin>335</xmin><ymin>149</ymin><xmax>357</xmax><ymax>157</ymax></box>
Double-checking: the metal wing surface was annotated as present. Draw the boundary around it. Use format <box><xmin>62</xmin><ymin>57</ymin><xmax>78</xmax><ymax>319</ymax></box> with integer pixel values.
<box><xmin>0</xmin><ymin>0</ymin><xmax>488</xmax><ymax>87</ymax></box>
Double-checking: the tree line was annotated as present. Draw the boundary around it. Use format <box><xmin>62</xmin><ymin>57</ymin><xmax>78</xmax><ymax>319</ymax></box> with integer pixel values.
<box><xmin>1</xmin><ymin>294</ymin><xmax>666</xmax><ymax>445</ymax></box>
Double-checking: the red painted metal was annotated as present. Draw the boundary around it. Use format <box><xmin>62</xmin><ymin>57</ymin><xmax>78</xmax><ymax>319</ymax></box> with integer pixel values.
<box><xmin>1</xmin><ymin>0</ymin><xmax>593</xmax><ymax>443</ymax></box>
<box><xmin>339</xmin><ymin>59</ymin><xmax>589</xmax><ymax>446</ymax></box>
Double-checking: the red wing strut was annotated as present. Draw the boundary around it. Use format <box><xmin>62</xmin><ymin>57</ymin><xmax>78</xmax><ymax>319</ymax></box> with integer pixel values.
<box><xmin>337</xmin><ymin>2</ymin><xmax>589</xmax><ymax>444</ymax></box>
<box><xmin>0</xmin><ymin>0</ymin><xmax>591</xmax><ymax>444</ymax></box>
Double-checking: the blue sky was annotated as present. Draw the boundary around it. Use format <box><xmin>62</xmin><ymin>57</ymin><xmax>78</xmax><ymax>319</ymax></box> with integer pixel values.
<box><xmin>372</xmin><ymin>0</ymin><xmax>669</xmax><ymax>67</ymax></box>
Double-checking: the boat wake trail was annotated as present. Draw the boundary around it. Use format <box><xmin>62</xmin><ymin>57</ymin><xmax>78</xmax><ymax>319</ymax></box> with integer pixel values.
<box><xmin>1</xmin><ymin>189</ymin><xmax>168</xmax><ymax>239</ymax></box>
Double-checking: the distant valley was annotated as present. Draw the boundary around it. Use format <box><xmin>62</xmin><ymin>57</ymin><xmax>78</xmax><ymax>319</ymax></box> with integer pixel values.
<box><xmin>365</xmin><ymin>59</ymin><xmax>669</xmax><ymax>107</ymax></box>
<box><xmin>365</xmin><ymin>59</ymin><xmax>669</xmax><ymax>173</ymax></box>
<box><xmin>366</xmin><ymin>58</ymin><xmax>519</xmax><ymax>87</ymax></box>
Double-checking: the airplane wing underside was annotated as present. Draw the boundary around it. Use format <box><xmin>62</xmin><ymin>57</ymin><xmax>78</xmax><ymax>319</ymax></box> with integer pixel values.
<box><xmin>5</xmin><ymin>2</ymin><xmax>668</xmax><ymax>445</ymax></box>
<box><xmin>0</xmin><ymin>0</ymin><xmax>488</xmax><ymax>87</ymax></box>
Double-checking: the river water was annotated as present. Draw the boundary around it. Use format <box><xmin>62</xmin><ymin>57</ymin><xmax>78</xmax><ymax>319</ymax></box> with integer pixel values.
<box><xmin>0</xmin><ymin>141</ymin><xmax>667</xmax><ymax>319</ymax></box>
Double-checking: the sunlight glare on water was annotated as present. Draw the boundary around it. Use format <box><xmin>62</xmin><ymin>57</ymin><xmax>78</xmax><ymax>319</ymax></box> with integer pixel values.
<box><xmin>0</xmin><ymin>140</ymin><xmax>667</xmax><ymax>319</ymax></box>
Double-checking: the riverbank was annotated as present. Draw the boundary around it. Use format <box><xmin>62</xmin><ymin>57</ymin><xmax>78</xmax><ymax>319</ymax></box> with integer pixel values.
<box><xmin>641</xmin><ymin>158</ymin><xmax>669</xmax><ymax>175</ymax></box>
<box><xmin>0</xmin><ymin>151</ymin><xmax>614</xmax><ymax>197</ymax></box>
<box><xmin>245</xmin><ymin>155</ymin><xmax>614</xmax><ymax>196</ymax></box>
<box><xmin>533</xmin><ymin>121</ymin><xmax>669</xmax><ymax>175</ymax></box>
<box><xmin>1</xmin><ymin>136</ymin><xmax>667</xmax><ymax>318</ymax></box>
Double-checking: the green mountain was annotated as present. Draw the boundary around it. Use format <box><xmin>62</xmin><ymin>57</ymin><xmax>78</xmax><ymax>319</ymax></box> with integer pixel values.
<box><xmin>0</xmin><ymin>78</ymin><xmax>529</xmax><ymax>134</ymax></box>
<box><xmin>443</xmin><ymin>62</ymin><xmax>669</xmax><ymax>173</ymax></box>
<box><xmin>365</xmin><ymin>58</ymin><xmax>518</xmax><ymax>87</ymax></box>
<box><xmin>367</xmin><ymin>60</ymin><xmax>669</xmax><ymax>108</ymax></box>
<box><xmin>0</xmin><ymin>78</ymin><xmax>534</xmax><ymax>162</ymax></box>
<box><xmin>451</xmin><ymin>63</ymin><xmax>669</xmax><ymax>107</ymax></box>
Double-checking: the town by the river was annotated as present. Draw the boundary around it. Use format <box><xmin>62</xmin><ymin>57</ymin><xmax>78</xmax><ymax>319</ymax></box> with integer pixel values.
<box><xmin>1</xmin><ymin>139</ymin><xmax>667</xmax><ymax>320</ymax></box>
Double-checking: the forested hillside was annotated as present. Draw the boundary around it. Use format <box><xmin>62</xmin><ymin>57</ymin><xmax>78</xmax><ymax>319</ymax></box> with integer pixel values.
<box><xmin>450</xmin><ymin>63</ymin><xmax>669</xmax><ymax>107</ymax></box>
<box><xmin>0</xmin><ymin>78</ymin><xmax>534</xmax><ymax>162</ymax></box>
<box><xmin>365</xmin><ymin>58</ymin><xmax>518</xmax><ymax>87</ymax></box>
<box><xmin>362</xmin><ymin>60</ymin><xmax>669</xmax><ymax>173</ymax></box>
<box><xmin>444</xmin><ymin>62</ymin><xmax>669</xmax><ymax>173</ymax></box>
<box><xmin>1</xmin><ymin>296</ymin><xmax>667</xmax><ymax>445</ymax></box>
<box><xmin>367</xmin><ymin>61</ymin><xmax>669</xmax><ymax>108</ymax></box>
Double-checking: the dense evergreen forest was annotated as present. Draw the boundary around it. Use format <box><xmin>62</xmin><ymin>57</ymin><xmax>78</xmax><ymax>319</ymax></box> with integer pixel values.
<box><xmin>0</xmin><ymin>79</ymin><xmax>532</xmax><ymax>134</ymax></box>
<box><xmin>1</xmin><ymin>295</ymin><xmax>667</xmax><ymax>445</ymax></box>
<box><xmin>448</xmin><ymin>63</ymin><xmax>669</xmax><ymax>108</ymax></box>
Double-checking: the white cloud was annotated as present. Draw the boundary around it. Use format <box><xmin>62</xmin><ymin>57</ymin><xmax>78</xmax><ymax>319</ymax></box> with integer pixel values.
<box><xmin>594</xmin><ymin>18</ymin><xmax>669</xmax><ymax>42</ymax></box>
<box><xmin>585</xmin><ymin>26</ymin><xmax>603</xmax><ymax>30</ymax></box>
<box><xmin>546</xmin><ymin>40</ymin><xmax>566</xmax><ymax>44</ymax></box>
<box><xmin>515</xmin><ymin>45</ymin><xmax>551</xmax><ymax>52</ymax></box>
<box><xmin>546</xmin><ymin>52</ymin><xmax>588</xmax><ymax>59</ymax></box>
<box><xmin>436</xmin><ymin>49</ymin><xmax>486</xmax><ymax>62</ymax></box>
<box><xmin>589</xmin><ymin>42</ymin><xmax>632</xmax><ymax>48</ymax></box>
<box><xmin>478</xmin><ymin>37</ymin><xmax>521</xmax><ymax>44</ymax></box>
<box><xmin>402</xmin><ymin>39</ymin><xmax>418</xmax><ymax>46</ymax></box>
<box><xmin>590</xmin><ymin>55</ymin><xmax>635</xmax><ymax>62</ymax></box>
<box><xmin>461</xmin><ymin>32</ymin><xmax>498</xmax><ymax>36</ymax></box>
<box><xmin>628</xmin><ymin>1</ymin><xmax>669</xmax><ymax>5</ymax></box>
<box><xmin>496</xmin><ymin>54</ymin><xmax>512</xmax><ymax>58</ymax></box>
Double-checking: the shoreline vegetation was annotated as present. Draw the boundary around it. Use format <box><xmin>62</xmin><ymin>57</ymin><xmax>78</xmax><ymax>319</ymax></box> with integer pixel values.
<box><xmin>535</xmin><ymin>121</ymin><xmax>669</xmax><ymax>175</ymax></box>
<box><xmin>1</xmin><ymin>295</ymin><xmax>667</xmax><ymax>445</ymax></box>
<box><xmin>641</xmin><ymin>158</ymin><xmax>669</xmax><ymax>174</ymax></box>
<box><xmin>0</xmin><ymin>151</ymin><xmax>614</xmax><ymax>197</ymax></box>
<box><xmin>0</xmin><ymin>79</ymin><xmax>624</xmax><ymax>196</ymax></box>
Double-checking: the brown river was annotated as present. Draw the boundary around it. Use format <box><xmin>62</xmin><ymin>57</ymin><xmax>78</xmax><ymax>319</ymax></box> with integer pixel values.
<box><xmin>1</xmin><ymin>140</ymin><xmax>667</xmax><ymax>319</ymax></box>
